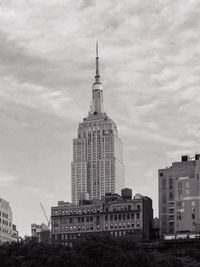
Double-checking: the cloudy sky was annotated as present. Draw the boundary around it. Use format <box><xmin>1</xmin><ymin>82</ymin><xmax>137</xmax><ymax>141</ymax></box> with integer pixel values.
<box><xmin>0</xmin><ymin>0</ymin><xmax>200</xmax><ymax>237</ymax></box>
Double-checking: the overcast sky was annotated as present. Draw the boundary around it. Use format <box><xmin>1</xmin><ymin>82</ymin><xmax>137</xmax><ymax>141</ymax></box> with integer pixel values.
<box><xmin>0</xmin><ymin>0</ymin><xmax>200</xmax><ymax>237</ymax></box>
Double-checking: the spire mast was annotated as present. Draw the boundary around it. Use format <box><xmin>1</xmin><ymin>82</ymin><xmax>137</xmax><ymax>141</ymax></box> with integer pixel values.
<box><xmin>95</xmin><ymin>41</ymin><xmax>101</xmax><ymax>83</ymax></box>
<box><xmin>91</xmin><ymin>41</ymin><xmax>104</xmax><ymax>114</ymax></box>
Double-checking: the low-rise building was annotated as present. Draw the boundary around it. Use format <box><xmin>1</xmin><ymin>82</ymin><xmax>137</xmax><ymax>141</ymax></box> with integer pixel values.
<box><xmin>31</xmin><ymin>223</ymin><xmax>50</xmax><ymax>243</ymax></box>
<box><xmin>51</xmin><ymin>189</ymin><xmax>153</xmax><ymax>245</ymax></box>
<box><xmin>0</xmin><ymin>198</ymin><xmax>13</xmax><ymax>244</ymax></box>
<box><xmin>12</xmin><ymin>224</ymin><xmax>19</xmax><ymax>242</ymax></box>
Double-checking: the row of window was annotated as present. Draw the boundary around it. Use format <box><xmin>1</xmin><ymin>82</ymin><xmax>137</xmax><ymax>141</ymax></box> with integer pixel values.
<box><xmin>0</xmin><ymin>227</ymin><xmax>11</xmax><ymax>234</ymax></box>
<box><xmin>0</xmin><ymin>218</ymin><xmax>10</xmax><ymax>226</ymax></box>
<box><xmin>54</xmin><ymin>213</ymin><xmax>140</xmax><ymax>225</ymax></box>
<box><xmin>0</xmin><ymin>211</ymin><xmax>9</xmax><ymax>218</ymax></box>
<box><xmin>52</xmin><ymin>204</ymin><xmax>140</xmax><ymax>216</ymax></box>
<box><xmin>55</xmin><ymin>229</ymin><xmax>138</xmax><ymax>243</ymax></box>
<box><xmin>54</xmin><ymin>221</ymin><xmax>140</xmax><ymax>232</ymax></box>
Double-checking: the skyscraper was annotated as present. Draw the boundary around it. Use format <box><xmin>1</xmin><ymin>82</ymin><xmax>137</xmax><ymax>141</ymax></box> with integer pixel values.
<box><xmin>71</xmin><ymin>43</ymin><xmax>125</xmax><ymax>205</ymax></box>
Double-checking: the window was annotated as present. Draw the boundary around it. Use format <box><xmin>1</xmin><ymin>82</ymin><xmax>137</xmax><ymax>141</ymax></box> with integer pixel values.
<box><xmin>178</xmin><ymin>182</ymin><xmax>182</xmax><ymax>189</ymax></box>
<box><xmin>169</xmin><ymin>178</ymin><xmax>173</xmax><ymax>190</ymax></box>
<box><xmin>162</xmin><ymin>178</ymin><xmax>166</xmax><ymax>189</ymax></box>
<box><xmin>169</xmin><ymin>192</ymin><xmax>173</xmax><ymax>201</ymax></box>
<box><xmin>186</xmin><ymin>182</ymin><xmax>190</xmax><ymax>189</ymax></box>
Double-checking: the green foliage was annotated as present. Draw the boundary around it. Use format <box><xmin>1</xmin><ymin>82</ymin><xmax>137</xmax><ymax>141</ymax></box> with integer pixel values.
<box><xmin>0</xmin><ymin>235</ymin><xmax>200</xmax><ymax>267</ymax></box>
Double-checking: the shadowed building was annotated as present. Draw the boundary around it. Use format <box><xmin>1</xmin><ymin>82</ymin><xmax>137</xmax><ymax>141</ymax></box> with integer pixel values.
<box><xmin>71</xmin><ymin>44</ymin><xmax>125</xmax><ymax>205</ymax></box>
<box><xmin>51</xmin><ymin>189</ymin><xmax>153</xmax><ymax>245</ymax></box>
<box><xmin>31</xmin><ymin>223</ymin><xmax>50</xmax><ymax>243</ymax></box>
<box><xmin>159</xmin><ymin>154</ymin><xmax>200</xmax><ymax>235</ymax></box>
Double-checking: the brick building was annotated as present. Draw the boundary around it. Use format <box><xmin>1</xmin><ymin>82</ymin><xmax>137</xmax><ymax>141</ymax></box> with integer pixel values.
<box><xmin>159</xmin><ymin>154</ymin><xmax>200</xmax><ymax>235</ymax></box>
<box><xmin>51</xmin><ymin>189</ymin><xmax>153</xmax><ymax>245</ymax></box>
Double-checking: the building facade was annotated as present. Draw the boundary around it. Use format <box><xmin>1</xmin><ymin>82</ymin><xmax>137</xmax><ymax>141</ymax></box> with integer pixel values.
<box><xmin>12</xmin><ymin>224</ymin><xmax>19</xmax><ymax>242</ymax></box>
<box><xmin>71</xmin><ymin>44</ymin><xmax>125</xmax><ymax>205</ymax></box>
<box><xmin>51</xmin><ymin>189</ymin><xmax>153</xmax><ymax>245</ymax></box>
<box><xmin>0</xmin><ymin>198</ymin><xmax>13</xmax><ymax>244</ymax></box>
<box><xmin>31</xmin><ymin>223</ymin><xmax>50</xmax><ymax>243</ymax></box>
<box><xmin>159</xmin><ymin>154</ymin><xmax>200</xmax><ymax>235</ymax></box>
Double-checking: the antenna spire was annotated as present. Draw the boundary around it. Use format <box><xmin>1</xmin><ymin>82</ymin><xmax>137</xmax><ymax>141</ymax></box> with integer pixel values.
<box><xmin>95</xmin><ymin>41</ymin><xmax>100</xmax><ymax>83</ymax></box>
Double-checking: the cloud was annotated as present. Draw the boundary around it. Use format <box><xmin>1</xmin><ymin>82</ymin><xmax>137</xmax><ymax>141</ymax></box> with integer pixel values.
<box><xmin>0</xmin><ymin>0</ymin><xmax>200</xmax><ymax>236</ymax></box>
<box><xmin>0</xmin><ymin>170</ymin><xmax>17</xmax><ymax>186</ymax></box>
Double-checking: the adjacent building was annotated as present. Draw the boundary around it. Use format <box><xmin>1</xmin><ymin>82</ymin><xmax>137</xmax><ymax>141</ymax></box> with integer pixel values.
<box><xmin>71</xmin><ymin>43</ymin><xmax>125</xmax><ymax>205</ymax></box>
<box><xmin>31</xmin><ymin>223</ymin><xmax>50</xmax><ymax>243</ymax></box>
<box><xmin>159</xmin><ymin>154</ymin><xmax>200</xmax><ymax>235</ymax></box>
<box><xmin>51</xmin><ymin>189</ymin><xmax>153</xmax><ymax>245</ymax></box>
<box><xmin>0</xmin><ymin>198</ymin><xmax>15</xmax><ymax>244</ymax></box>
<box><xmin>12</xmin><ymin>224</ymin><xmax>19</xmax><ymax>242</ymax></box>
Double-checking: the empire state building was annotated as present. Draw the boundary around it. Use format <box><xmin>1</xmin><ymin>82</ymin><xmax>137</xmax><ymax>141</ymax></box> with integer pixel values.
<box><xmin>71</xmin><ymin>44</ymin><xmax>125</xmax><ymax>205</ymax></box>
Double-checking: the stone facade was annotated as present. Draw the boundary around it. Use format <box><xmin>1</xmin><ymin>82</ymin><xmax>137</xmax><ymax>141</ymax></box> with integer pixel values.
<box><xmin>51</xmin><ymin>190</ymin><xmax>153</xmax><ymax>245</ymax></box>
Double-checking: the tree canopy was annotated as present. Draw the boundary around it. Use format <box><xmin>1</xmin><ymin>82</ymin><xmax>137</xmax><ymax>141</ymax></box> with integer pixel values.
<box><xmin>0</xmin><ymin>235</ymin><xmax>200</xmax><ymax>267</ymax></box>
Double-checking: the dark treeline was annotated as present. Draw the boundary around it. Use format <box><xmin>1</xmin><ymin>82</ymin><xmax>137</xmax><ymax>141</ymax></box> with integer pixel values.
<box><xmin>0</xmin><ymin>235</ymin><xmax>200</xmax><ymax>267</ymax></box>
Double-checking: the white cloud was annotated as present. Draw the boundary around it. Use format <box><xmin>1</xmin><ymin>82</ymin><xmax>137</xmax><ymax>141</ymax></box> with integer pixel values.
<box><xmin>0</xmin><ymin>170</ymin><xmax>17</xmax><ymax>186</ymax></box>
<box><xmin>0</xmin><ymin>0</ymin><xmax>200</xmax><ymax>235</ymax></box>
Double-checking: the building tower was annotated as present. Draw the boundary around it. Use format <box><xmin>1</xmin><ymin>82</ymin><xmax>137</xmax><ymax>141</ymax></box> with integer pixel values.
<box><xmin>71</xmin><ymin>43</ymin><xmax>125</xmax><ymax>205</ymax></box>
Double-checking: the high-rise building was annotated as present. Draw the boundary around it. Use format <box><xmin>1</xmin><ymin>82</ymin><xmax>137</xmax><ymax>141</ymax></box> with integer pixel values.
<box><xmin>159</xmin><ymin>154</ymin><xmax>200</xmax><ymax>235</ymax></box>
<box><xmin>71</xmin><ymin>43</ymin><xmax>125</xmax><ymax>205</ymax></box>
